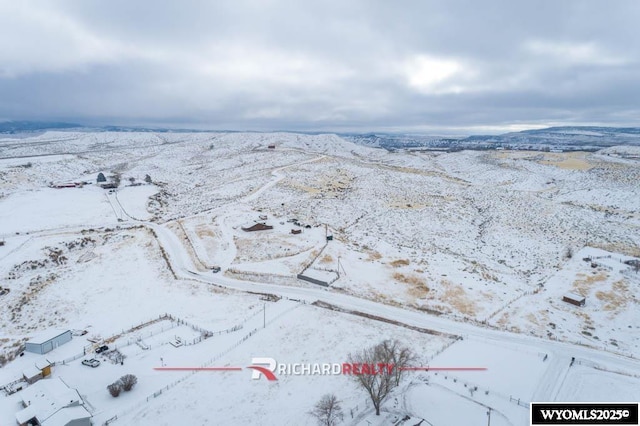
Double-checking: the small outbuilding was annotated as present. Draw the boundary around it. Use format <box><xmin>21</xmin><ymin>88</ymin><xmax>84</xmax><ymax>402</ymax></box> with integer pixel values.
<box><xmin>291</xmin><ymin>229</ymin><xmax>301</xmax><ymax>235</ymax></box>
<box><xmin>25</xmin><ymin>330</ymin><xmax>72</xmax><ymax>355</ymax></box>
<box><xmin>36</xmin><ymin>360</ymin><xmax>52</xmax><ymax>377</ymax></box>
<box><xmin>241</xmin><ymin>223</ymin><xmax>274</xmax><ymax>232</ymax></box>
<box><xmin>22</xmin><ymin>366</ymin><xmax>43</xmax><ymax>384</ymax></box>
<box><xmin>562</xmin><ymin>292</ymin><xmax>586</xmax><ymax>307</ymax></box>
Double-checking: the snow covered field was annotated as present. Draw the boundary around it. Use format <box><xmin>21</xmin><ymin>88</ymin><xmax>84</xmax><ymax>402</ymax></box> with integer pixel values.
<box><xmin>1</xmin><ymin>131</ymin><xmax>639</xmax><ymax>425</ymax></box>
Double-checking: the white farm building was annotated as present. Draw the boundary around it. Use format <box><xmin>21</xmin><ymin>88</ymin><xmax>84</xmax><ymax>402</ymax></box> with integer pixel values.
<box><xmin>25</xmin><ymin>330</ymin><xmax>72</xmax><ymax>355</ymax></box>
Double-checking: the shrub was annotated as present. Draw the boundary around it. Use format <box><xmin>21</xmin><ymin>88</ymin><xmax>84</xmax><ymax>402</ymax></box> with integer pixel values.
<box><xmin>107</xmin><ymin>382</ymin><xmax>122</xmax><ymax>397</ymax></box>
<box><xmin>120</xmin><ymin>374</ymin><xmax>138</xmax><ymax>391</ymax></box>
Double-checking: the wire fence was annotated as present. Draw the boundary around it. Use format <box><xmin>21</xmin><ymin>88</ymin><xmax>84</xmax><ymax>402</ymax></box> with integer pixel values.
<box><xmin>55</xmin><ymin>313</ymin><xmax>250</xmax><ymax>368</ymax></box>
<box><xmin>104</xmin><ymin>303</ymin><xmax>302</xmax><ymax>425</ymax></box>
<box><xmin>104</xmin><ymin>326</ymin><xmax>262</xmax><ymax>425</ymax></box>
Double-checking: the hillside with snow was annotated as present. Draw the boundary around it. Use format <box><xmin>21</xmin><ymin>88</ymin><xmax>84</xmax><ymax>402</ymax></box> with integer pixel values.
<box><xmin>0</xmin><ymin>131</ymin><xmax>639</xmax><ymax>425</ymax></box>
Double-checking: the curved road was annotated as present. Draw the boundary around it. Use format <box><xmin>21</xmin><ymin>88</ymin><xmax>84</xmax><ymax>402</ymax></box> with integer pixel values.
<box><xmin>148</xmin><ymin>221</ymin><xmax>640</xmax><ymax>385</ymax></box>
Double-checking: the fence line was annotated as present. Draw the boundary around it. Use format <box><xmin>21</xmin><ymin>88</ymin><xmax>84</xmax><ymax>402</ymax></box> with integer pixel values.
<box><xmin>57</xmin><ymin>313</ymin><xmax>251</xmax><ymax>367</ymax></box>
<box><xmin>104</xmin><ymin>326</ymin><xmax>262</xmax><ymax>425</ymax></box>
<box><xmin>104</xmin><ymin>302</ymin><xmax>302</xmax><ymax>425</ymax></box>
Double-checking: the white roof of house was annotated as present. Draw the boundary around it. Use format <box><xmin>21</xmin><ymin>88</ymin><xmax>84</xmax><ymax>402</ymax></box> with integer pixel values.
<box><xmin>27</xmin><ymin>329</ymin><xmax>70</xmax><ymax>345</ymax></box>
<box><xmin>16</xmin><ymin>405</ymin><xmax>38</xmax><ymax>424</ymax></box>
<box><xmin>16</xmin><ymin>377</ymin><xmax>82</xmax><ymax>424</ymax></box>
<box><xmin>564</xmin><ymin>292</ymin><xmax>585</xmax><ymax>301</ymax></box>
<box><xmin>35</xmin><ymin>359</ymin><xmax>51</xmax><ymax>369</ymax></box>
<box><xmin>23</xmin><ymin>365</ymin><xmax>42</xmax><ymax>379</ymax></box>
<box><xmin>42</xmin><ymin>405</ymin><xmax>92</xmax><ymax>426</ymax></box>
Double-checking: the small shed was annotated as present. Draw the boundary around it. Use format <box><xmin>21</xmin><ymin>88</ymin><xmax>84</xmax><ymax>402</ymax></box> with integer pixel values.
<box><xmin>36</xmin><ymin>360</ymin><xmax>52</xmax><ymax>377</ymax></box>
<box><xmin>25</xmin><ymin>330</ymin><xmax>72</xmax><ymax>355</ymax></box>
<box><xmin>241</xmin><ymin>223</ymin><xmax>274</xmax><ymax>232</ymax></box>
<box><xmin>291</xmin><ymin>229</ymin><xmax>301</xmax><ymax>235</ymax></box>
<box><xmin>562</xmin><ymin>292</ymin><xmax>586</xmax><ymax>307</ymax></box>
<box><xmin>23</xmin><ymin>366</ymin><xmax>42</xmax><ymax>384</ymax></box>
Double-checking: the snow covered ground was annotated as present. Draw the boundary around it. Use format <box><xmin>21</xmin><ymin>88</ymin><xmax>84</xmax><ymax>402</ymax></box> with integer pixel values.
<box><xmin>1</xmin><ymin>131</ymin><xmax>639</xmax><ymax>425</ymax></box>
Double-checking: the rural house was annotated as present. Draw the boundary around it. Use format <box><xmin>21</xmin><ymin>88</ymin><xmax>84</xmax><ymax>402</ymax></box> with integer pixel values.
<box><xmin>15</xmin><ymin>377</ymin><xmax>92</xmax><ymax>426</ymax></box>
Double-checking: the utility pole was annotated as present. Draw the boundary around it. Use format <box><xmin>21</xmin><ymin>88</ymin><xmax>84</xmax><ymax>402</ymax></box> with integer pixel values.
<box><xmin>263</xmin><ymin>303</ymin><xmax>266</xmax><ymax>328</ymax></box>
<box><xmin>337</xmin><ymin>256</ymin><xmax>346</xmax><ymax>276</ymax></box>
<box><xmin>487</xmin><ymin>408</ymin><xmax>492</xmax><ymax>426</ymax></box>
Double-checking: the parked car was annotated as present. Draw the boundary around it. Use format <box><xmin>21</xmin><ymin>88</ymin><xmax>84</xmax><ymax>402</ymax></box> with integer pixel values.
<box><xmin>95</xmin><ymin>345</ymin><xmax>109</xmax><ymax>353</ymax></box>
<box><xmin>211</xmin><ymin>266</ymin><xmax>221</xmax><ymax>273</ymax></box>
<box><xmin>82</xmin><ymin>358</ymin><xmax>100</xmax><ymax>368</ymax></box>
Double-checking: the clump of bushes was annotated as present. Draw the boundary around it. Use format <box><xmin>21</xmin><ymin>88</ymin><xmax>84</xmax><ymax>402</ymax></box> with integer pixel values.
<box><xmin>107</xmin><ymin>374</ymin><xmax>138</xmax><ymax>397</ymax></box>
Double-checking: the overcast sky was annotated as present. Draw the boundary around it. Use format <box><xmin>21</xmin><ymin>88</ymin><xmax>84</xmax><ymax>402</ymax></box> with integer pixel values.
<box><xmin>1</xmin><ymin>1</ymin><xmax>639</xmax><ymax>134</ymax></box>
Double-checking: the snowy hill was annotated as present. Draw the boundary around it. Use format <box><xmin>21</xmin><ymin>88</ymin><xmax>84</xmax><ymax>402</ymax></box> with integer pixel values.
<box><xmin>0</xmin><ymin>130</ymin><xmax>639</xmax><ymax>425</ymax></box>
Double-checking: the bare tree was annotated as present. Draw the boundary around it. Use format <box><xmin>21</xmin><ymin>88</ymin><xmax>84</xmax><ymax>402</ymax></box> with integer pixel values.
<box><xmin>564</xmin><ymin>247</ymin><xmax>573</xmax><ymax>259</ymax></box>
<box><xmin>378</xmin><ymin>339</ymin><xmax>416</xmax><ymax>387</ymax></box>
<box><xmin>144</xmin><ymin>174</ymin><xmax>152</xmax><ymax>184</ymax></box>
<box><xmin>347</xmin><ymin>340</ymin><xmax>414</xmax><ymax>416</ymax></box>
<box><xmin>107</xmin><ymin>382</ymin><xmax>122</xmax><ymax>397</ymax></box>
<box><xmin>309</xmin><ymin>393</ymin><xmax>344</xmax><ymax>426</ymax></box>
<box><xmin>120</xmin><ymin>374</ymin><xmax>138</xmax><ymax>391</ymax></box>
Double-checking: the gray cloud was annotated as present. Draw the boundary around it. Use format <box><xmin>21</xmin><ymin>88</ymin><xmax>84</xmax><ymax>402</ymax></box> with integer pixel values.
<box><xmin>1</xmin><ymin>0</ymin><xmax>639</xmax><ymax>133</ymax></box>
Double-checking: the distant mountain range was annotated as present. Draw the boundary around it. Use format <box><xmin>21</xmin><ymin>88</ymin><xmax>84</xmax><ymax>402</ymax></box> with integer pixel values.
<box><xmin>0</xmin><ymin>121</ymin><xmax>84</xmax><ymax>133</ymax></box>
<box><xmin>1</xmin><ymin>121</ymin><xmax>639</xmax><ymax>150</ymax></box>
<box><xmin>345</xmin><ymin>126</ymin><xmax>640</xmax><ymax>151</ymax></box>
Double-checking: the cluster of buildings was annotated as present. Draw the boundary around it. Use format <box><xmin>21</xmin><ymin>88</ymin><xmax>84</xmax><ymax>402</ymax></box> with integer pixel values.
<box><xmin>4</xmin><ymin>329</ymin><xmax>93</xmax><ymax>425</ymax></box>
<box><xmin>15</xmin><ymin>377</ymin><xmax>91</xmax><ymax>426</ymax></box>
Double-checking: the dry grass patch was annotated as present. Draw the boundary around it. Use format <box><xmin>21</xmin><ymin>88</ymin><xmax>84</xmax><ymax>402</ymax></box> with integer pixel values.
<box><xmin>526</xmin><ymin>313</ymin><xmax>540</xmax><ymax>326</ymax></box>
<box><xmin>536</xmin><ymin>152</ymin><xmax>594</xmax><ymax>171</ymax></box>
<box><xmin>595</xmin><ymin>280</ymin><xmax>632</xmax><ymax>311</ymax></box>
<box><xmin>195</xmin><ymin>224</ymin><xmax>216</xmax><ymax>238</ymax></box>
<box><xmin>572</xmin><ymin>272</ymin><xmax>608</xmax><ymax>294</ymax></box>
<box><xmin>495</xmin><ymin>312</ymin><xmax>510</xmax><ymax>327</ymax></box>
<box><xmin>319</xmin><ymin>254</ymin><xmax>333</xmax><ymax>264</ymax></box>
<box><xmin>493</xmin><ymin>151</ymin><xmax>532</xmax><ymax>160</ymax></box>
<box><xmin>440</xmin><ymin>279</ymin><xmax>477</xmax><ymax>316</ymax></box>
<box><xmin>539</xmin><ymin>157</ymin><xmax>593</xmax><ymax>171</ymax></box>
<box><xmin>393</xmin><ymin>272</ymin><xmax>430</xmax><ymax>299</ymax></box>
<box><xmin>525</xmin><ymin>310</ymin><xmax>550</xmax><ymax>333</ymax></box>
<box><xmin>390</xmin><ymin>259</ymin><xmax>410</xmax><ymax>268</ymax></box>
<box><xmin>367</xmin><ymin>251</ymin><xmax>382</xmax><ymax>261</ymax></box>
<box><xmin>371</xmin><ymin>292</ymin><xmax>402</xmax><ymax>308</ymax></box>
<box><xmin>393</xmin><ymin>272</ymin><xmax>424</xmax><ymax>286</ymax></box>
